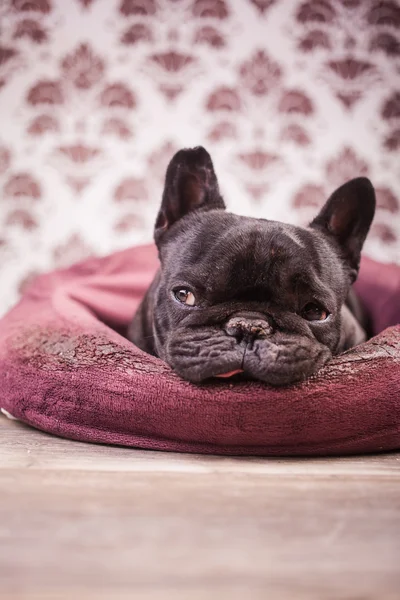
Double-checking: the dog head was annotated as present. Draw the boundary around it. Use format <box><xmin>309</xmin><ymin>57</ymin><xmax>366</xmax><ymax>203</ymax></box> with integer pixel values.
<box><xmin>129</xmin><ymin>146</ymin><xmax>375</xmax><ymax>385</ymax></box>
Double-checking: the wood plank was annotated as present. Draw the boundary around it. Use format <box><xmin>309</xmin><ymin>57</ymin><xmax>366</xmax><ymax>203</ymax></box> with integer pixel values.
<box><xmin>1</xmin><ymin>415</ymin><xmax>399</xmax><ymax>600</ymax></box>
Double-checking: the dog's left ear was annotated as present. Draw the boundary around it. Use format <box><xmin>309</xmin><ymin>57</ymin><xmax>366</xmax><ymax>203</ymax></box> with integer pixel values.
<box><xmin>155</xmin><ymin>146</ymin><xmax>225</xmax><ymax>245</ymax></box>
<box><xmin>310</xmin><ymin>177</ymin><xmax>375</xmax><ymax>279</ymax></box>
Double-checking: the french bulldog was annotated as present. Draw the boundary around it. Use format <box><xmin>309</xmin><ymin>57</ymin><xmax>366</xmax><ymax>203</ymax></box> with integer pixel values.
<box><xmin>128</xmin><ymin>146</ymin><xmax>375</xmax><ymax>385</ymax></box>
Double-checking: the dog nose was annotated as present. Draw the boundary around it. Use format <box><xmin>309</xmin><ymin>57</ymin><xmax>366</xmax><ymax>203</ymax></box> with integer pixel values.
<box><xmin>224</xmin><ymin>313</ymin><xmax>273</xmax><ymax>342</ymax></box>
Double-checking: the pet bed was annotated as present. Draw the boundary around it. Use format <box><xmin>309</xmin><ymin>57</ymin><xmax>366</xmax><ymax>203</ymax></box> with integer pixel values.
<box><xmin>0</xmin><ymin>244</ymin><xmax>399</xmax><ymax>456</ymax></box>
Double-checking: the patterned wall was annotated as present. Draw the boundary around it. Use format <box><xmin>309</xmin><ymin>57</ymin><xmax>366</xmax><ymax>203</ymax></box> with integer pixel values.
<box><xmin>0</xmin><ymin>0</ymin><xmax>399</xmax><ymax>316</ymax></box>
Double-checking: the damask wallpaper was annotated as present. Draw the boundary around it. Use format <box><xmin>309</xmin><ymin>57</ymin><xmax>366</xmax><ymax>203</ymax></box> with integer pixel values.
<box><xmin>0</xmin><ymin>0</ymin><xmax>399</xmax><ymax>315</ymax></box>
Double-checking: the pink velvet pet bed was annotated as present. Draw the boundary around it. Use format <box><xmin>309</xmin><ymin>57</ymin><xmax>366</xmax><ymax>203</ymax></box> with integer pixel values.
<box><xmin>1</xmin><ymin>244</ymin><xmax>399</xmax><ymax>456</ymax></box>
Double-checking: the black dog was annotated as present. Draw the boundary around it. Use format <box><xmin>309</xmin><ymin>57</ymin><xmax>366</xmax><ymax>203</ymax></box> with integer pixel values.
<box><xmin>128</xmin><ymin>146</ymin><xmax>375</xmax><ymax>385</ymax></box>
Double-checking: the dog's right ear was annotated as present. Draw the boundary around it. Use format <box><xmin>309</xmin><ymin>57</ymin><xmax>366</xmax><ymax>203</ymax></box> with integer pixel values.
<box><xmin>310</xmin><ymin>177</ymin><xmax>375</xmax><ymax>280</ymax></box>
<box><xmin>154</xmin><ymin>146</ymin><xmax>225</xmax><ymax>245</ymax></box>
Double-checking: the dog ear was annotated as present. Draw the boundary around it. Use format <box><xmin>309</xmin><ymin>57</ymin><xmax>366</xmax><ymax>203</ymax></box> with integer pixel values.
<box><xmin>155</xmin><ymin>146</ymin><xmax>225</xmax><ymax>245</ymax></box>
<box><xmin>310</xmin><ymin>177</ymin><xmax>375</xmax><ymax>278</ymax></box>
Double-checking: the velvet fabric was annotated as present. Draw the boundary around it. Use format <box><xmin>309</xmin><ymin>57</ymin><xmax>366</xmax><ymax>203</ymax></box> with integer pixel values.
<box><xmin>0</xmin><ymin>244</ymin><xmax>399</xmax><ymax>456</ymax></box>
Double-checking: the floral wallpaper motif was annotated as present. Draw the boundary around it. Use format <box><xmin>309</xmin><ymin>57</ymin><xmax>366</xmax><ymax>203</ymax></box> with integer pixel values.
<box><xmin>0</xmin><ymin>0</ymin><xmax>399</xmax><ymax>315</ymax></box>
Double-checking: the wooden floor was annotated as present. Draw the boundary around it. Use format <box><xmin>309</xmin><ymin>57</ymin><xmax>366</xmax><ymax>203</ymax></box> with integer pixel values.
<box><xmin>0</xmin><ymin>415</ymin><xmax>399</xmax><ymax>600</ymax></box>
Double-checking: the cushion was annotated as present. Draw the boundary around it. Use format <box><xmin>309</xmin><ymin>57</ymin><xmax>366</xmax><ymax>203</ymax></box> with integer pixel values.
<box><xmin>0</xmin><ymin>244</ymin><xmax>399</xmax><ymax>456</ymax></box>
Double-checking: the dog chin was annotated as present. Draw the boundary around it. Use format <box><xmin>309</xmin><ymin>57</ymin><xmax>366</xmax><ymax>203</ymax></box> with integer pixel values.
<box><xmin>164</xmin><ymin>329</ymin><xmax>332</xmax><ymax>386</ymax></box>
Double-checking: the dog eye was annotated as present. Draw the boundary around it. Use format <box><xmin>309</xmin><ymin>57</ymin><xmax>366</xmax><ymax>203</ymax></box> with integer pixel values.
<box><xmin>301</xmin><ymin>302</ymin><xmax>328</xmax><ymax>321</ymax></box>
<box><xmin>173</xmin><ymin>288</ymin><xmax>196</xmax><ymax>306</ymax></box>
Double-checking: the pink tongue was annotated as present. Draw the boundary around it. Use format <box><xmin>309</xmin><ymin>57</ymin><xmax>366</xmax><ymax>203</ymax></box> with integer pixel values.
<box><xmin>215</xmin><ymin>369</ymin><xmax>244</xmax><ymax>378</ymax></box>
